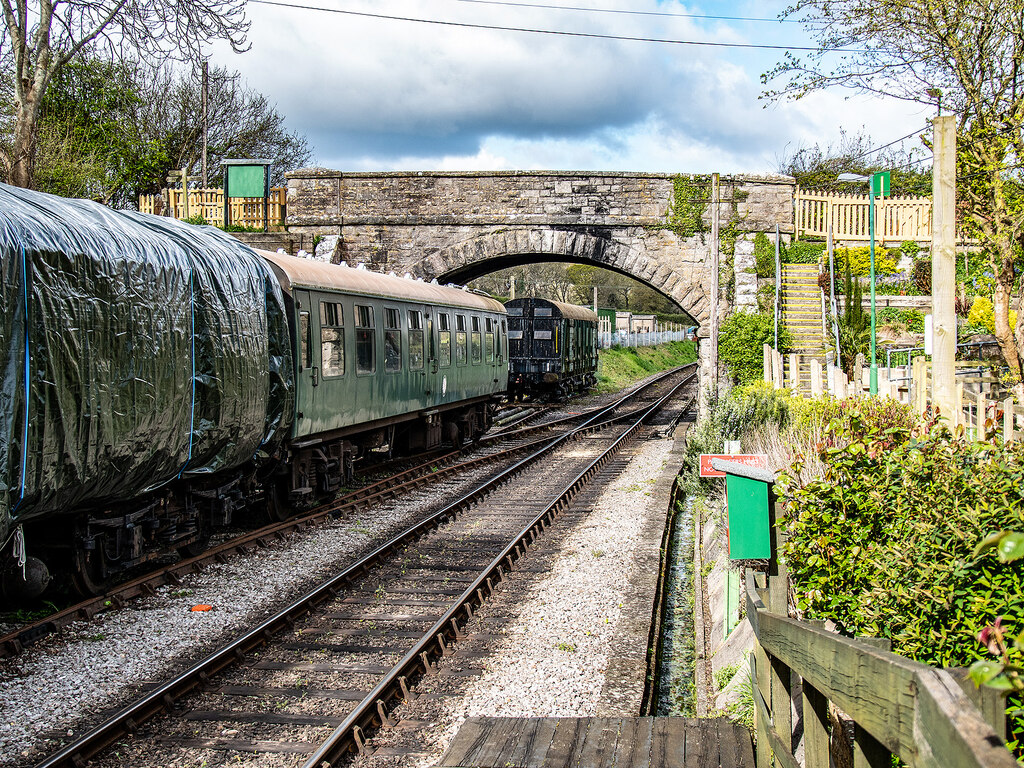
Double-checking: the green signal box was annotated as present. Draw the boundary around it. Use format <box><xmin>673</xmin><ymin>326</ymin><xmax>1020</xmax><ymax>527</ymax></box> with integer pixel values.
<box><xmin>871</xmin><ymin>171</ymin><xmax>890</xmax><ymax>198</ymax></box>
<box><xmin>221</xmin><ymin>158</ymin><xmax>273</xmax><ymax>231</ymax></box>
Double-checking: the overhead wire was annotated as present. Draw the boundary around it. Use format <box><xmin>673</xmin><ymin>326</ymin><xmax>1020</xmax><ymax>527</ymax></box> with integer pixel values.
<box><xmin>248</xmin><ymin>0</ymin><xmax>859</xmax><ymax>52</ymax></box>
<box><xmin>449</xmin><ymin>0</ymin><xmax>801</xmax><ymax>24</ymax></box>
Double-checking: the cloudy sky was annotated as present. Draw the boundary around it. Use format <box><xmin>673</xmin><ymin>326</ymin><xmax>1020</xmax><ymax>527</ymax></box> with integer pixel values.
<box><xmin>209</xmin><ymin>0</ymin><xmax>935</xmax><ymax>174</ymax></box>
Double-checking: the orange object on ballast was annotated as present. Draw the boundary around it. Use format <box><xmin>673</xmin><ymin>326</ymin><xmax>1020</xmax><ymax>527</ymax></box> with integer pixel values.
<box><xmin>191</xmin><ymin>604</ymin><xmax>213</xmax><ymax>612</ymax></box>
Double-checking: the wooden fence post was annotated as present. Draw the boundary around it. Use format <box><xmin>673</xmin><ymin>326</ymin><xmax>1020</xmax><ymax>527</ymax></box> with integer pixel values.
<box><xmin>789</xmin><ymin>353</ymin><xmax>800</xmax><ymax>391</ymax></box>
<box><xmin>1004</xmin><ymin>397</ymin><xmax>1015</xmax><ymax>444</ymax></box>
<box><xmin>763</xmin><ymin>344</ymin><xmax>772</xmax><ymax>384</ymax></box>
<box><xmin>955</xmin><ymin>381</ymin><xmax>964</xmax><ymax>428</ymax></box>
<box><xmin>975</xmin><ymin>391</ymin><xmax>988</xmax><ymax>439</ymax></box>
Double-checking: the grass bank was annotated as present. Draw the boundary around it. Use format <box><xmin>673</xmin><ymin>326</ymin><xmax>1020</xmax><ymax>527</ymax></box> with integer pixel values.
<box><xmin>596</xmin><ymin>341</ymin><xmax>697</xmax><ymax>394</ymax></box>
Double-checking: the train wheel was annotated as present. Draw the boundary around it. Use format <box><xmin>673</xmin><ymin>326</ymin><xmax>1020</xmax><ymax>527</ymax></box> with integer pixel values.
<box><xmin>71</xmin><ymin>547</ymin><xmax>115</xmax><ymax>597</ymax></box>
<box><xmin>264</xmin><ymin>481</ymin><xmax>291</xmax><ymax>523</ymax></box>
<box><xmin>177</xmin><ymin>533</ymin><xmax>211</xmax><ymax>560</ymax></box>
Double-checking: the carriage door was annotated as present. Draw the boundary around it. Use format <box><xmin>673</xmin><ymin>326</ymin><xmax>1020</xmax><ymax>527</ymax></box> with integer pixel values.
<box><xmin>533</xmin><ymin>303</ymin><xmax>555</xmax><ymax>371</ymax></box>
<box><xmin>292</xmin><ymin>289</ymin><xmax>318</xmax><ymax>436</ymax></box>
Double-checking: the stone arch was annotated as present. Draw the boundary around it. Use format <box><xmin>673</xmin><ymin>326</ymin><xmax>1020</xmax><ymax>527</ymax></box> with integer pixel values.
<box><xmin>404</xmin><ymin>229</ymin><xmax>709</xmax><ymax>325</ymax></box>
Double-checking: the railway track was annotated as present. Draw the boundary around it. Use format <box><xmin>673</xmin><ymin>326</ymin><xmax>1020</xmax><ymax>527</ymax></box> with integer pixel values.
<box><xmin>29</xmin><ymin>366</ymin><xmax>696</xmax><ymax>768</ymax></box>
<box><xmin>1</xmin><ymin>371</ymin><xmax>688</xmax><ymax>658</ymax></box>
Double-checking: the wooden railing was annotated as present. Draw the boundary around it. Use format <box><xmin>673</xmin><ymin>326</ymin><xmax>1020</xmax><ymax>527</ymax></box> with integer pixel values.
<box><xmin>795</xmin><ymin>187</ymin><xmax>932</xmax><ymax>243</ymax></box>
<box><xmin>711</xmin><ymin>459</ymin><xmax>1015</xmax><ymax>768</ymax></box>
<box><xmin>139</xmin><ymin>187</ymin><xmax>287</xmax><ymax>229</ymax></box>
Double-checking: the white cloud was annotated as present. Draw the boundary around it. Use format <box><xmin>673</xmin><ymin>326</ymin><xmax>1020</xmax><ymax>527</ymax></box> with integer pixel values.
<box><xmin>210</xmin><ymin>0</ymin><xmax>933</xmax><ymax>173</ymax></box>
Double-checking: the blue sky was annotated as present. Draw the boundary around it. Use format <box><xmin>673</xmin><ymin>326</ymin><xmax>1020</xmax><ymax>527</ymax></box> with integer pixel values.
<box><xmin>211</xmin><ymin>0</ymin><xmax>934</xmax><ymax>174</ymax></box>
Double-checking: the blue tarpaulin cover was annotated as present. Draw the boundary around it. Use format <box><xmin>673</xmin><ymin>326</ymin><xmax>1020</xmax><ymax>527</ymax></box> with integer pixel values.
<box><xmin>0</xmin><ymin>184</ymin><xmax>293</xmax><ymax>547</ymax></box>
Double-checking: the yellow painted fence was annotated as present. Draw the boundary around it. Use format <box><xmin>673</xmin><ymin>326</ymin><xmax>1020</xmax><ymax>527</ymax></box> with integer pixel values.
<box><xmin>139</xmin><ymin>187</ymin><xmax>287</xmax><ymax>229</ymax></box>
<box><xmin>795</xmin><ymin>187</ymin><xmax>932</xmax><ymax>243</ymax></box>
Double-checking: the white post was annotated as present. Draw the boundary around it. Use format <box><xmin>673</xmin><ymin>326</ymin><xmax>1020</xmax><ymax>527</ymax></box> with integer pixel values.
<box><xmin>810</xmin><ymin>358</ymin><xmax>823</xmax><ymax>396</ymax></box>
<box><xmin>1004</xmin><ymin>397</ymin><xmax>1015</xmax><ymax>444</ymax></box>
<box><xmin>932</xmin><ymin>115</ymin><xmax>957</xmax><ymax>424</ymax></box>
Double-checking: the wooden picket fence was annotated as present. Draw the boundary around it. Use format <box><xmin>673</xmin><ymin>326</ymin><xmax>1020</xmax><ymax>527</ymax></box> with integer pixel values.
<box><xmin>139</xmin><ymin>187</ymin><xmax>287</xmax><ymax>229</ymax></box>
<box><xmin>763</xmin><ymin>344</ymin><xmax>1024</xmax><ymax>442</ymax></box>
<box><xmin>794</xmin><ymin>187</ymin><xmax>932</xmax><ymax>243</ymax></box>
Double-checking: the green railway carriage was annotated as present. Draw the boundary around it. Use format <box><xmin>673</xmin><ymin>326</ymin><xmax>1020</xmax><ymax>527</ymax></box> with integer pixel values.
<box><xmin>259</xmin><ymin>251</ymin><xmax>508</xmax><ymax>508</ymax></box>
<box><xmin>505</xmin><ymin>297</ymin><xmax>598</xmax><ymax>401</ymax></box>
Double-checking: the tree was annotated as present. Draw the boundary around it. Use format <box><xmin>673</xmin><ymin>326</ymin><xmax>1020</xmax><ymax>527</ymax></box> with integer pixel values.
<box><xmin>764</xmin><ymin>1</ymin><xmax>1024</xmax><ymax>391</ymax></box>
<box><xmin>0</xmin><ymin>0</ymin><xmax>249</xmax><ymax>188</ymax></box>
<box><xmin>777</xmin><ymin>128</ymin><xmax>932</xmax><ymax>196</ymax></box>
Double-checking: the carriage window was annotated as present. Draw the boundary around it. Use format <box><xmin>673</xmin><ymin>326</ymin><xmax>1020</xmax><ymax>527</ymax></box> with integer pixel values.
<box><xmin>508</xmin><ymin>330</ymin><xmax>523</xmax><ymax>340</ymax></box>
<box><xmin>320</xmin><ymin>301</ymin><xmax>345</xmax><ymax>377</ymax></box>
<box><xmin>299</xmin><ymin>309</ymin><xmax>311</xmax><ymax>370</ymax></box>
<box><xmin>534</xmin><ymin>307</ymin><xmax>552</xmax><ymax>317</ymax></box>
<box><xmin>384</xmin><ymin>307</ymin><xmax>401</xmax><ymax>373</ymax></box>
<box><xmin>438</xmin><ymin>312</ymin><xmax>452</xmax><ymax>367</ymax></box>
<box><xmin>355</xmin><ymin>304</ymin><xmax>375</xmax><ymax>374</ymax></box>
<box><xmin>408</xmin><ymin>310</ymin><xmax>424</xmax><ymax>370</ymax></box>
<box><xmin>455</xmin><ymin>315</ymin><xmax>468</xmax><ymax>365</ymax></box>
<box><xmin>499</xmin><ymin>319</ymin><xmax>506</xmax><ymax>362</ymax></box>
<box><xmin>485</xmin><ymin>318</ymin><xmax>495</xmax><ymax>363</ymax></box>
<box><xmin>471</xmin><ymin>317</ymin><xmax>482</xmax><ymax>363</ymax></box>
<box><xmin>506</xmin><ymin>307</ymin><xmax>523</xmax><ymax>316</ymax></box>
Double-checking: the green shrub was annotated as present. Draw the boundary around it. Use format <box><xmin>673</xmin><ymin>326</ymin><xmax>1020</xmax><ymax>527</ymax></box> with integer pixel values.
<box><xmin>782</xmin><ymin>240</ymin><xmax>825</xmax><ymax>264</ymax></box>
<box><xmin>181</xmin><ymin>214</ymin><xmax>209</xmax><ymax>226</ymax></box>
<box><xmin>899</xmin><ymin>240</ymin><xmax>921</xmax><ymax>261</ymax></box>
<box><xmin>834</xmin><ymin>246</ymin><xmax>900</xmax><ymax>276</ymax></box>
<box><xmin>838</xmin><ymin>261</ymin><xmax>868</xmax><ymax>375</ymax></box>
<box><xmin>719</xmin><ymin>311</ymin><xmax>792</xmax><ymax>384</ymax></box>
<box><xmin>878</xmin><ymin>307</ymin><xmax>925</xmax><ymax>334</ymax></box>
<box><xmin>753</xmin><ymin>232</ymin><xmax>775</xmax><ymax>278</ymax></box>
<box><xmin>782</xmin><ymin>422</ymin><xmax>1024</xmax><ymax>753</ymax></box>
<box><xmin>968</xmin><ymin>295</ymin><xmax>1017</xmax><ymax>335</ymax></box>
<box><xmin>756</xmin><ymin>283</ymin><xmax>775</xmax><ymax>314</ymax></box>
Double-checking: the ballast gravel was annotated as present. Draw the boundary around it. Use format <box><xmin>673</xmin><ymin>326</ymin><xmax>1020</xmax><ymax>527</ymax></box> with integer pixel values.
<box><xmin>0</xmin><ymin>373</ymin><xmax>682</xmax><ymax>767</ymax></box>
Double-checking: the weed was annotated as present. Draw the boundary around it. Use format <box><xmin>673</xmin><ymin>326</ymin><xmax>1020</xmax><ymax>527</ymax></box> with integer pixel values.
<box><xmin>555</xmin><ymin>641</ymin><xmax>576</xmax><ymax>652</ymax></box>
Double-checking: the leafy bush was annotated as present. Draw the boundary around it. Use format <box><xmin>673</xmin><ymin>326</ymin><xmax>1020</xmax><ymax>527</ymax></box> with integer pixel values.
<box><xmin>753</xmin><ymin>232</ymin><xmax>775</xmax><ymax>278</ymax></box>
<box><xmin>899</xmin><ymin>240</ymin><xmax>922</xmax><ymax>261</ymax></box>
<box><xmin>181</xmin><ymin>214</ymin><xmax>209</xmax><ymax>226</ymax></box>
<box><xmin>719</xmin><ymin>311</ymin><xmax>792</xmax><ymax>384</ymax></box>
<box><xmin>968</xmin><ymin>295</ymin><xmax>1018</xmax><ymax>335</ymax></box>
<box><xmin>838</xmin><ymin>261</ymin><xmax>868</xmax><ymax>375</ymax></box>
<box><xmin>782</xmin><ymin>240</ymin><xmax>825</xmax><ymax>264</ymax></box>
<box><xmin>878</xmin><ymin>307</ymin><xmax>925</xmax><ymax>334</ymax></box>
<box><xmin>875</xmin><ymin>274</ymin><xmax>925</xmax><ymax>296</ymax></box>
<box><xmin>835</xmin><ymin>246</ymin><xmax>900</xmax><ymax>276</ymax></box>
<box><xmin>782</xmin><ymin>422</ymin><xmax>1024</xmax><ymax>753</ymax></box>
<box><xmin>756</xmin><ymin>283</ymin><xmax>775</xmax><ymax>314</ymax></box>
<box><xmin>912</xmin><ymin>258</ymin><xmax>931</xmax><ymax>294</ymax></box>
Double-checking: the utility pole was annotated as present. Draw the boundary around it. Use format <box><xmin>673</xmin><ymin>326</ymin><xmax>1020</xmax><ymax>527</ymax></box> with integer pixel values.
<box><xmin>593</xmin><ymin>286</ymin><xmax>597</xmax><ymax>315</ymax></box>
<box><xmin>201</xmin><ymin>60</ymin><xmax>209</xmax><ymax>188</ymax></box>
<box><xmin>709</xmin><ymin>173</ymin><xmax>720</xmax><ymax>392</ymax></box>
<box><xmin>932</xmin><ymin>115</ymin><xmax>957</xmax><ymax>422</ymax></box>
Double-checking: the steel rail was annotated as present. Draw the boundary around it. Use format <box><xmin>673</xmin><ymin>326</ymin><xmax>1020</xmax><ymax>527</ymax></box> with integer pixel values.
<box><xmin>3</xmin><ymin>365</ymin><xmax>693</xmax><ymax>658</ymax></box>
<box><xmin>32</xmin><ymin>366</ymin><xmax>695</xmax><ymax>768</ymax></box>
<box><xmin>302</xmin><ymin>376</ymin><xmax>696</xmax><ymax>767</ymax></box>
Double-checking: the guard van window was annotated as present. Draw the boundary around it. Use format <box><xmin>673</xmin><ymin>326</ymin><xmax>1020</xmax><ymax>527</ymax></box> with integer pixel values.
<box><xmin>408</xmin><ymin>310</ymin><xmax>424</xmax><ymax>370</ymax></box>
<box><xmin>384</xmin><ymin>308</ymin><xmax>402</xmax><ymax>373</ymax></box>
<box><xmin>485</xmin><ymin>318</ymin><xmax>495</xmax><ymax>363</ymax></box>
<box><xmin>299</xmin><ymin>309</ymin><xmax>311</xmax><ymax>369</ymax></box>
<box><xmin>471</xmin><ymin>317</ymin><xmax>482</xmax><ymax>363</ymax></box>
<box><xmin>455</xmin><ymin>315</ymin><xmax>468</xmax><ymax>366</ymax></box>
<box><xmin>438</xmin><ymin>312</ymin><xmax>452</xmax><ymax>367</ymax></box>
<box><xmin>320</xmin><ymin>301</ymin><xmax>345</xmax><ymax>377</ymax></box>
<box><xmin>355</xmin><ymin>305</ymin><xmax>375</xmax><ymax>374</ymax></box>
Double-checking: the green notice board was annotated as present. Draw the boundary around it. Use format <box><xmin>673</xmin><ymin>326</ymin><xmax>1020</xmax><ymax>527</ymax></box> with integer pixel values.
<box><xmin>226</xmin><ymin>165</ymin><xmax>266</xmax><ymax>198</ymax></box>
<box><xmin>725</xmin><ymin>473</ymin><xmax>771</xmax><ymax>559</ymax></box>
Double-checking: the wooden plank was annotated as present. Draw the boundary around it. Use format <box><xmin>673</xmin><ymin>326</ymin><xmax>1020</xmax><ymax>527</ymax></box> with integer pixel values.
<box><xmin>650</xmin><ymin>717</ymin><xmax>671</xmax><ymax>767</ymax></box>
<box><xmin>802</xmin><ymin>680</ymin><xmax>830</xmax><ymax>768</ymax></box>
<box><xmin>577</xmin><ymin>717</ymin><xmax>619</xmax><ymax>767</ymax></box>
<box><xmin>692</xmin><ymin>718</ymin><xmax>720</xmax><ymax>768</ymax></box>
<box><xmin>661</xmin><ymin>718</ymin><xmax>687</xmax><ymax>766</ymax></box>
<box><xmin>750</xmin><ymin>673</ymin><xmax>800</xmax><ymax>768</ymax></box>
<box><xmin>471</xmin><ymin>718</ymin><xmax>528</xmax><ymax>765</ymax></box>
<box><xmin>622</xmin><ymin>716</ymin><xmax>654</xmax><ymax>768</ymax></box>
<box><xmin>518</xmin><ymin>718</ymin><xmax>559</xmax><ymax>766</ymax></box>
<box><xmin>545</xmin><ymin>718</ymin><xmax>587</xmax><ymax>766</ymax></box>
<box><xmin>716</xmin><ymin>718</ymin><xmax>754</xmax><ymax>768</ymax></box>
<box><xmin>438</xmin><ymin>717</ymin><xmax>490</xmax><ymax>766</ymax></box>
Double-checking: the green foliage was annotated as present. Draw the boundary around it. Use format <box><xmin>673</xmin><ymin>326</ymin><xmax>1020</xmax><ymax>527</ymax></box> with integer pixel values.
<box><xmin>878</xmin><ymin>308</ymin><xmax>925</xmax><ymax>334</ymax></box>
<box><xmin>595</xmin><ymin>341</ymin><xmax>697</xmax><ymax>394</ymax></box>
<box><xmin>968</xmin><ymin>295</ymin><xmax>1018</xmax><ymax>335</ymax></box>
<box><xmin>899</xmin><ymin>240</ymin><xmax>922</xmax><ymax>261</ymax></box>
<box><xmin>756</xmin><ymin>283</ymin><xmax>776</xmax><ymax>314</ymax></box>
<box><xmin>838</xmin><ymin>261</ymin><xmax>869</xmax><ymax>374</ymax></box>
<box><xmin>781</xmin><ymin>240</ymin><xmax>825</xmax><ymax>264</ymax></box>
<box><xmin>181</xmin><ymin>214</ymin><xmax>209</xmax><ymax>226</ymax></box>
<box><xmin>781</xmin><ymin>422</ymin><xmax>1024</xmax><ymax>751</ymax></box>
<box><xmin>753</xmin><ymin>232</ymin><xmax>776</xmax><ymax>278</ymax></box>
<box><xmin>834</xmin><ymin>246</ymin><xmax>900</xmax><ymax>276</ymax></box>
<box><xmin>718</xmin><ymin>311</ymin><xmax>792</xmax><ymax>384</ymax></box>
<box><xmin>666</xmin><ymin>174</ymin><xmax>711</xmax><ymax>238</ymax></box>
<box><xmin>714</xmin><ymin>662</ymin><xmax>741</xmax><ymax>691</ymax></box>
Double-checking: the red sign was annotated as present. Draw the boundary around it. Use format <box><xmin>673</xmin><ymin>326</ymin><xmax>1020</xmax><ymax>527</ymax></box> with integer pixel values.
<box><xmin>699</xmin><ymin>454</ymin><xmax>767</xmax><ymax>478</ymax></box>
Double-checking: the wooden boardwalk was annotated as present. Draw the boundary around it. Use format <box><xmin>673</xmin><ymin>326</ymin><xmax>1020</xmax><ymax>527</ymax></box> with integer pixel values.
<box><xmin>437</xmin><ymin>716</ymin><xmax>754</xmax><ymax>767</ymax></box>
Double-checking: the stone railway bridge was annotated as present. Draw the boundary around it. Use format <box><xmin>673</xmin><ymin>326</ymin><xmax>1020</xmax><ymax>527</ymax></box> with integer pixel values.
<box><xmin>272</xmin><ymin>169</ymin><xmax>796</xmax><ymax>332</ymax></box>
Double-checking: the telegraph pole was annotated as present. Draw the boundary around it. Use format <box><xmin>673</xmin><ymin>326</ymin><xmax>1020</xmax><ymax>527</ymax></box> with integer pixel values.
<box><xmin>932</xmin><ymin>116</ymin><xmax>956</xmax><ymax>422</ymax></box>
